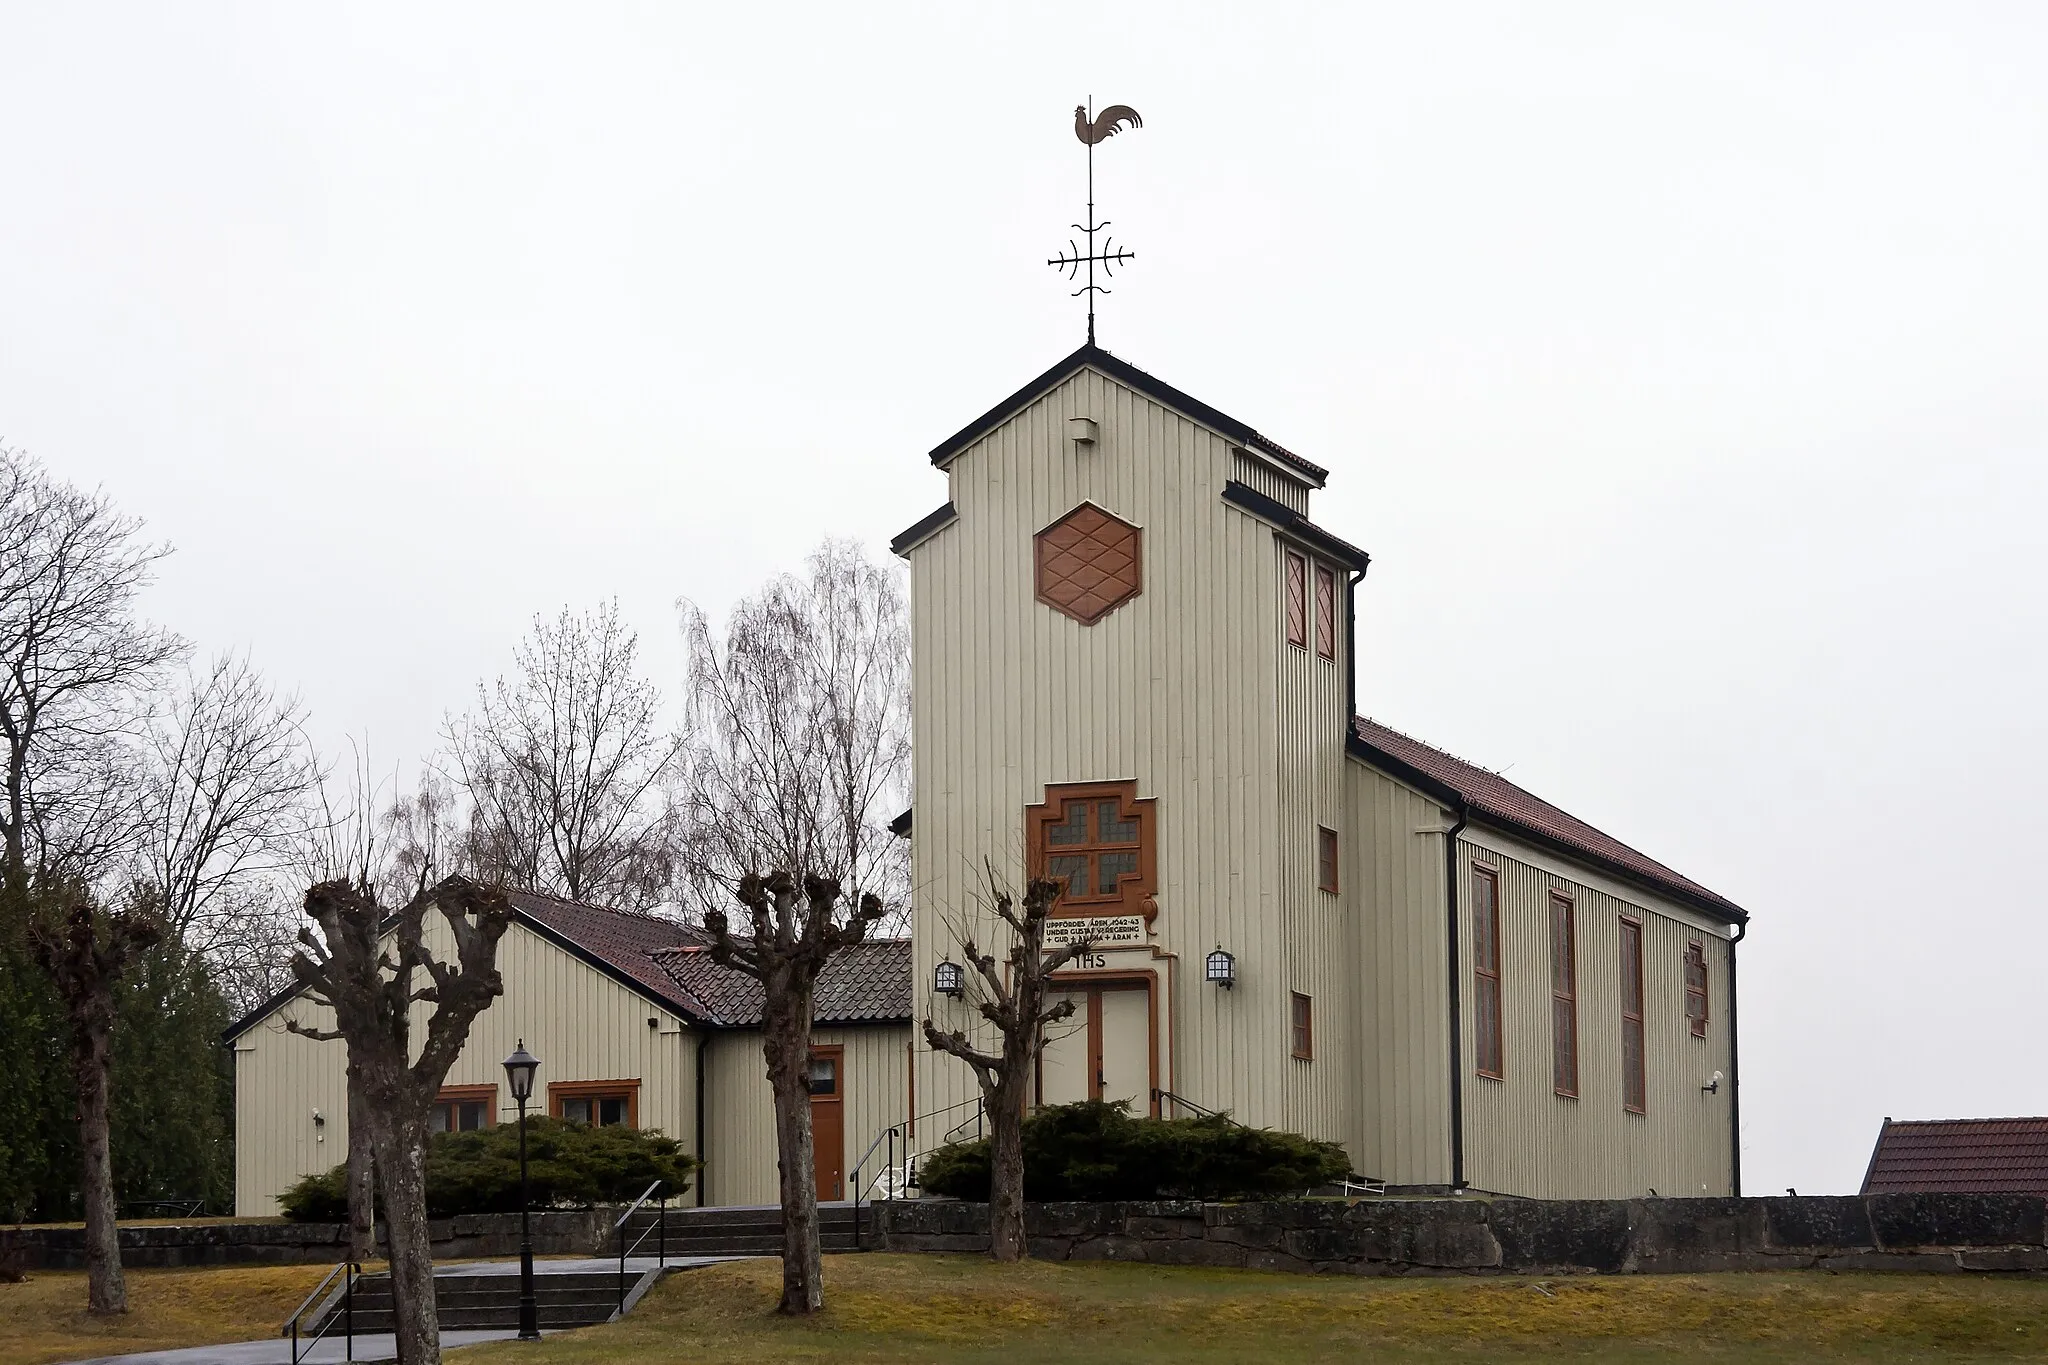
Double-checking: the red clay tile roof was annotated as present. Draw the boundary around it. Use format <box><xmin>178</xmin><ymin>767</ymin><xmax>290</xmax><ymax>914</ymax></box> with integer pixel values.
<box><xmin>649</xmin><ymin>939</ymin><xmax>913</xmax><ymax>1027</ymax></box>
<box><xmin>1861</xmin><ymin>1118</ymin><xmax>2048</xmax><ymax>1196</ymax></box>
<box><xmin>505</xmin><ymin>890</ymin><xmax>711</xmax><ymax>1019</ymax></box>
<box><xmin>1351</xmin><ymin>718</ymin><xmax>1746</xmax><ymax>923</ymax></box>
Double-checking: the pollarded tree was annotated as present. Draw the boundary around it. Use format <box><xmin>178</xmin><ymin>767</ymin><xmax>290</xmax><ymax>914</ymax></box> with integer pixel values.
<box><xmin>922</xmin><ymin>872</ymin><xmax>1094</xmax><ymax>1263</ymax></box>
<box><xmin>29</xmin><ymin>883</ymin><xmax>163</xmax><ymax>1313</ymax></box>
<box><xmin>702</xmin><ymin>870</ymin><xmax>886</xmax><ymax>1315</ymax></box>
<box><xmin>286</xmin><ymin>876</ymin><xmax>510</xmax><ymax>1365</ymax></box>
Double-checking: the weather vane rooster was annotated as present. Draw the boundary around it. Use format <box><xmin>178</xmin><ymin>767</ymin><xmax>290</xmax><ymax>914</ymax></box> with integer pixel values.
<box><xmin>1050</xmin><ymin>101</ymin><xmax>1143</xmax><ymax>345</ymax></box>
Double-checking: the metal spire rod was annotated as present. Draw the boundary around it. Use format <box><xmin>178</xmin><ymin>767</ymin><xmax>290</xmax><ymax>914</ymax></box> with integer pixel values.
<box><xmin>1050</xmin><ymin>100</ymin><xmax>1142</xmax><ymax>346</ymax></box>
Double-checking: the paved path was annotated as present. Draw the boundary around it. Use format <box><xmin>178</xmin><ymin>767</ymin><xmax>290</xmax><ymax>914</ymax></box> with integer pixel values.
<box><xmin>57</xmin><ymin>1256</ymin><xmax>743</xmax><ymax>1365</ymax></box>
<box><xmin>65</xmin><ymin>1331</ymin><xmax>521</xmax><ymax>1365</ymax></box>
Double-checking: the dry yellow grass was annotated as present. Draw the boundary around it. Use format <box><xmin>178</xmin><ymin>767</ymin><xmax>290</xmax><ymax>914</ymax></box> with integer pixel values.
<box><xmin>0</xmin><ymin>1263</ymin><xmax>329</xmax><ymax>1365</ymax></box>
<box><xmin>455</xmin><ymin>1253</ymin><xmax>2048</xmax><ymax>1365</ymax></box>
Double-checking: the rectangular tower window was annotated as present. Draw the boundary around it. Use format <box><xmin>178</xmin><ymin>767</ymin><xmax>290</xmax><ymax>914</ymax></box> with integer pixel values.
<box><xmin>1291</xmin><ymin>992</ymin><xmax>1314</xmax><ymax>1060</ymax></box>
<box><xmin>1314</xmin><ymin>564</ymin><xmax>1336</xmax><ymax>660</ymax></box>
<box><xmin>1285</xmin><ymin>550</ymin><xmax>1307</xmax><ymax>648</ymax></box>
<box><xmin>1684</xmin><ymin>938</ymin><xmax>1710</xmax><ymax>1038</ymax></box>
<box><xmin>1620</xmin><ymin>917</ymin><xmax>1646</xmax><ymax>1114</ymax></box>
<box><xmin>1549</xmin><ymin>892</ymin><xmax>1578</xmax><ymax>1098</ymax></box>
<box><xmin>1317</xmin><ymin>826</ymin><xmax>1339</xmax><ymax>893</ymax></box>
<box><xmin>1473</xmin><ymin>865</ymin><xmax>1504</xmax><ymax>1079</ymax></box>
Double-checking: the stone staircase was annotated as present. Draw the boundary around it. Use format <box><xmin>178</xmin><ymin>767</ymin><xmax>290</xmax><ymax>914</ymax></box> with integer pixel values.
<box><xmin>616</xmin><ymin>1202</ymin><xmax>865</xmax><ymax>1258</ymax></box>
<box><xmin>305</xmin><ymin>1267</ymin><xmax>628</xmax><ymax>1336</ymax></box>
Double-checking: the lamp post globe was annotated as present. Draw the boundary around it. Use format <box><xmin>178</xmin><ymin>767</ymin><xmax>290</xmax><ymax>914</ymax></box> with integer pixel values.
<box><xmin>502</xmin><ymin>1041</ymin><xmax>542</xmax><ymax>1340</ymax></box>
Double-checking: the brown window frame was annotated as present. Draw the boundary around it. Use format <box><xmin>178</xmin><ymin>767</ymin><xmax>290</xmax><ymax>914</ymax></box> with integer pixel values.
<box><xmin>1314</xmin><ymin>563</ymin><xmax>1336</xmax><ymax>660</ymax></box>
<box><xmin>1290</xmin><ymin>992</ymin><xmax>1314</xmax><ymax>1061</ymax></box>
<box><xmin>1472</xmin><ymin>864</ymin><xmax>1504</xmax><ymax>1080</ymax></box>
<box><xmin>429</xmin><ymin>1083</ymin><xmax>498</xmax><ymax>1134</ymax></box>
<box><xmin>1025</xmin><ymin>780</ymin><xmax>1159</xmax><ymax>918</ymax></box>
<box><xmin>1684</xmin><ymin>938</ymin><xmax>1710</xmax><ymax>1039</ymax></box>
<box><xmin>548</xmin><ymin>1078</ymin><xmax>641</xmax><ymax>1129</ymax></box>
<box><xmin>1619</xmin><ymin>917</ymin><xmax>1646</xmax><ymax>1115</ymax></box>
<box><xmin>1317</xmin><ymin>826</ymin><xmax>1339</xmax><ymax>894</ymax></box>
<box><xmin>1549</xmin><ymin>892</ymin><xmax>1579</xmax><ymax>1099</ymax></box>
<box><xmin>1284</xmin><ymin>549</ymin><xmax>1308</xmax><ymax>649</ymax></box>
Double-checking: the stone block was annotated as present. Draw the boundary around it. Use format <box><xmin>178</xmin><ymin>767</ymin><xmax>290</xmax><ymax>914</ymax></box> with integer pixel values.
<box><xmin>1817</xmin><ymin>1251</ymin><xmax>1960</xmax><ymax>1274</ymax></box>
<box><xmin>1067</xmin><ymin>1235</ymin><xmax>1148</xmax><ymax>1262</ymax></box>
<box><xmin>1026</xmin><ymin>1237</ymin><xmax>1075</xmax><ymax>1261</ymax></box>
<box><xmin>1488</xmin><ymin>1199</ymin><xmax>1633</xmax><ymax>1273</ymax></box>
<box><xmin>1868</xmin><ymin>1194</ymin><xmax>2048</xmax><ymax>1250</ymax></box>
<box><xmin>1126</xmin><ymin>1215</ymin><xmax>1205</xmax><ymax>1240</ymax></box>
<box><xmin>1763</xmin><ymin>1197</ymin><xmax>1874</xmax><ymax>1251</ymax></box>
<box><xmin>1958</xmin><ymin>1248</ymin><xmax>2048</xmax><ymax>1272</ymax></box>
<box><xmin>1628</xmin><ymin>1197</ymin><xmax>1765</xmax><ymax>1270</ymax></box>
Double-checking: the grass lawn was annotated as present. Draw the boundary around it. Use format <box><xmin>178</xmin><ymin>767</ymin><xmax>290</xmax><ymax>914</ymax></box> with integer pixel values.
<box><xmin>453</xmin><ymin>1254</ymin><xmax>2048</xmax><ymax>1365</ymax></box>
<box><xmin>0</xmin><ymin>1263</ymin><xmax>330</xmax><ymax>1365</ymax></box>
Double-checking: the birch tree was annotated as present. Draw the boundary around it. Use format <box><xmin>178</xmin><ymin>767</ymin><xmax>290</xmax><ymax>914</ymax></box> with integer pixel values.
<box><xmin>678</xmin><ymin>540</ymin><xmax>909</xmax><ymax>931</ymax></box>
<box><xmin>444</xmin><ymin>601</ymin><xmax>680</xmax><ymax>912</ymax></box>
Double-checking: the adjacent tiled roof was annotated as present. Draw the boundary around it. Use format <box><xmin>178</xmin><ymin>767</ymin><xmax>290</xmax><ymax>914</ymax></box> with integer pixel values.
<box><xmin>649</xmin><ymin>939</ymin><xmax>913</xmax><ymax>1027</ymax></box>
<box><xmin>928</xmin><ymin>343</ymin><xmax>1330</xmax><ymax>485</ymax></box>
<box><xmin>1351</xmin><ymin>718</ymin><xmax>1747</xmax><ymax>923</ymax></box>
<box><xmin>1861</xmin><ymin>1118</ymin><xmax>2048</xmax><ymax>1196</ymax></box>
<box><xmin>503</xmin><ymin>890</ymin><xmax>711</xmax><ymax>1019</ymax></box>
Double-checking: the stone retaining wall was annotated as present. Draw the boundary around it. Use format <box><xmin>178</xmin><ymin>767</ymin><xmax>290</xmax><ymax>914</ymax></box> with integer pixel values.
<box><xmin>872</xmin><ymin>1194</ymin><xmax>2048</xmax><ymax>1276</ymax></box>
<box><xmin>5</xmin><ymin>1208</ymin><xmax>616</xmax><ymax>1271</ymax></box>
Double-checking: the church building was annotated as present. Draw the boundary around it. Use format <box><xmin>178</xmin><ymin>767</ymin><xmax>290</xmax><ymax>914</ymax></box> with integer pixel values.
<box><xmin>227</xmin><ymin>340</ymin><xmax>1748</xmax><ymax>1215</ymax></box>
<box><xmin>895</xmin><ymin>341</ymin><xmax>1749</xmax><ymax>1200</ymax></box>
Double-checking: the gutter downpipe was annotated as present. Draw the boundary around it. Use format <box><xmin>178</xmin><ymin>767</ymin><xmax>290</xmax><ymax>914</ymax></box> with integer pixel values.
<box><xmin>695</xmin><ymin>1029</ymin><xmax>709</xmax><ymax>1207</ymax></box>
<box><xmin>1443</xmin><ymin>802</ymin><xmax>1470</xmax><ymax>1194</ymax></box>
<box><xmin>1727</xmin><ymin>916</ymin><xmax>1747</xmax><ymax>1197</ymax></box>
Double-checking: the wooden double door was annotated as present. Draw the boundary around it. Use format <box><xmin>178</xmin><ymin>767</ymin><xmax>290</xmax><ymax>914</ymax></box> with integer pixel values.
<box><xmin>1038</xmin><ymin>979</ymin><xmax>1155</xmax><ymax>1115</ymax></box>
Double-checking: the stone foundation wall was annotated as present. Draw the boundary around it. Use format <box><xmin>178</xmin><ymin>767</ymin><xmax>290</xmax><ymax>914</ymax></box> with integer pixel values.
<box><xmin>872</xmin><ymin>1194</ymin><xmax>2048</xmax><ymax>1276</ymax></box>
<box><xmin>5</xmin><ymin>1208</ymin><xmax>616</xmax><ymax>1271</ymax></box>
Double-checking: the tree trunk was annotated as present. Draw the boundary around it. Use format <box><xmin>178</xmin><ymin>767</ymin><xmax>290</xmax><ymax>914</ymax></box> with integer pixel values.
<box><xmin>369</xmin><ymin>1109</ymin><xmax>440</xmax><ymax>1365</ymax></box>
<box><xmin>762</xmin><ymin>1003</ymin><xmax>822</xmax><ymax>1315</ymax></box>
<box><xmin>74</xmin><ymin>1018</ymin><xmax>126</xmax><ymax>1313</ymax></box>
<box><xmin>346</xmin><ymin>1070</ymin><xmax>375</xmax><ymax>1263</ymax></box>
<box><xmin>985</xmin><ymin>1067</ymin><xmax>1030</xmax><ymax>1264</ymax></box>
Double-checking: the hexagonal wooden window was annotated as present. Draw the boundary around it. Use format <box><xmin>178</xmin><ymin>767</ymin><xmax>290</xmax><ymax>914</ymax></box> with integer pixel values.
<box><xmin>1035</xmin><ymin>503</ymin><xmax>1142</xmax><ymax>625</ymax></box>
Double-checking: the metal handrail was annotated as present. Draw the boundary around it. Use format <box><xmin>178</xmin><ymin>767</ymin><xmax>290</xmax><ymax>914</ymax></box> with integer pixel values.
<box><xmin>285</xmin><ymin>1259</ymin><xmax>361</xmax><ymax>1365</ymax></box>
<box><xmin>616</xmin><ymin>1183</ymin><xmax>668</xmax><ymax>1313</ymax></box>
<box><xmin>846</xmin><ymin>1093</ymin><xmax>994</xmax><ymax>1249</ymax></box>
<box><xmin>1152</xmin><ymin>1087</ymin><xmax>1238</xmax><ymax>1123</ymax></box>
<box><xmin>614</xmin><ymin>1179</ymin><xmax>665</xmax><ymax>1230</ymax></box>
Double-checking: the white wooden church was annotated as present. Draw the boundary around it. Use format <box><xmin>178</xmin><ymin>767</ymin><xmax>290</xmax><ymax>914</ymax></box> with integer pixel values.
<box><xmin>229</xmin><ymin>342</ymin><xmax>1749</xmax><ymax>1214</ymax></box>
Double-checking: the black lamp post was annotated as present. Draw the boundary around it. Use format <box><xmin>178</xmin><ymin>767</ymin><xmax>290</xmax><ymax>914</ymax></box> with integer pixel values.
<box><xmin>502</xmin><ymin>1040</ymin><xmax>541</xmax><ymax>1341</ymax></box>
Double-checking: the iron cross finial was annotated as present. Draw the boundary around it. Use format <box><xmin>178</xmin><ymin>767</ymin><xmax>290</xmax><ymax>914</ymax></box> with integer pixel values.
<box><xmin>1049</xmin><ymin>100</ymin><xmax>1142</xmax><ymax>347</ymax></box>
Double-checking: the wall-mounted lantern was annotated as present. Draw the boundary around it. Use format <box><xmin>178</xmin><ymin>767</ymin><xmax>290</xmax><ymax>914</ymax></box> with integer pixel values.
<box><xmin>1206</xmin><ymin>946</ymin><xmax>1236</xmax><ymax>990</ymax></box>
<box><xmin>934</xmin><ymin>960</ymin><xmax>965</xmax><ymax>998</ymax></box>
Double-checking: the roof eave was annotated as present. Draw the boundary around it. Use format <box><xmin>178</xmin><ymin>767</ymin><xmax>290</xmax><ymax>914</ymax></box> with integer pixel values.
<box><xmin>1344</xmin><ymin>731</ymin><xmax>1748</xmax><ymax>927</ymax></box>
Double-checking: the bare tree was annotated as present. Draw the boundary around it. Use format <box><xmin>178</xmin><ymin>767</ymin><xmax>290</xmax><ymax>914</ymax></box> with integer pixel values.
<box><xmin>29</xmin><ymin>884</ymin><xmax>163</xmax><ymax>1312</ymax></box>
<box><xmin>131</xmin><ymin>653</ymin><xmax>322</xmax><ymax>1009</ymax></box>
<box><xmin>287</xmin><ymin>876</ymin><xmax>510</xmax><ymax>1365</ymax></box>
<box><xmin>0</xmin><ymin>447</ymin><xmax>183</xmax><ymax>898</ymax></box>
<box><xmin>703</xmin><ymin>871</ymin><xmax>886</xmax><ymax>1314</ymax></box>
<box><xmin>679</xmin><ymin>540</ymin><xmax>909</xmax><ymax>931</ymax></box>
<box><xmin>922</xmin><ymin>872</ymin><xmax>1093</xmax><ymax>1262</ymax></box>
<box><xmin>444</xmin><ymin>601</ymin><xmax>680</xmax><ymax>912</ymax></box>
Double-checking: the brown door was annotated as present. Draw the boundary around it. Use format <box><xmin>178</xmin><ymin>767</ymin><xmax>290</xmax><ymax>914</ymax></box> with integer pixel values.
<box><xmin>808</xmin><ymin>1047</ymin><xmax>845</xmax><ymax>1202</ymax></box>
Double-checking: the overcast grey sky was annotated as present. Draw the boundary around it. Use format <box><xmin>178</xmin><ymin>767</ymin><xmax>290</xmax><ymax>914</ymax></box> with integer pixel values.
<box><xmin>4</xmin><ymin>3</ymin><xmax>2043</xmax><ymax>1196</ymax></box>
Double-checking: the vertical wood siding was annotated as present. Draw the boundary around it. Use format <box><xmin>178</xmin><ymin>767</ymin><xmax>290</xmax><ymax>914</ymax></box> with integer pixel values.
<box><xmin>232</xmin><ymin>917</ymin><xmax>701</xmax><ymax>1216</ymax></box>
<box><xmin>1230</xmin><ymin>452</ymin><xmax>1311</xmax><ymax>513</ymax></box>
<box><xmin>1456</xmin><ymin>831</ymin><xmax>1736</xmax><ymax>1198</ymax></box>
<box><xmin>910</xmin><ymin>367</ymin><xmax>1314</xmax><ymax>1149</ymax></box>
<box><xmin>698</xmin><ymin>1025</ymin><xmax>911</xmax><ymax>1206</ymax></box>
<box><xmin>1343</xmin><ymin>761</ymin><xmax>1455</xmax><ymax>1186</ymax></box>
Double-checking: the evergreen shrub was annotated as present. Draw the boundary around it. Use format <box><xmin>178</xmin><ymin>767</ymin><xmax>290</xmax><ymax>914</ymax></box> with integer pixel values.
<box><xmin>915</xmin><ymin>1100</ymin><xmax>1352</xmax><ymax>1202</ymax></box>
<box><xmin>279</xmin><ymin>1116</ymin><xmax>696</xmax><ymax>1220</ymax></box>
